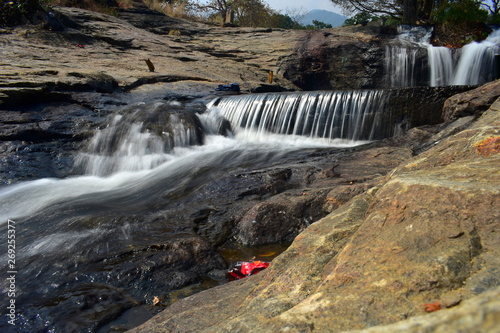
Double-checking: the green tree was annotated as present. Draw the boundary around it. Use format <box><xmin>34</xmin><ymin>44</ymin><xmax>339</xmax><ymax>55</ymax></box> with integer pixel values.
<box><xmin>432</xmin><ymin>0</ymin><xmax>488</xmax><ymax>26</ymax></box>
<box><xmin>232</xmin><ymin>0</ymin><xmax>271</xmax><ymax>27</ymax></box>
<box><xmin>267</xmin><ymin>13</ymin><xmax>296</xmax><ymax>29</ymax></box>
<box><xmin>193</xmin><ymin>0</ymin><xmax>274</xmax><ymax>26</ymax></box>
<box><xmin>0</xmin><ymin>0</ymin><xmax>49</xmax><ymax>26</ymax></box>
<box><xmin>343</xmin><ymin>11</ymin><xmax>379</xmax><ymax>25</ymax></box>
<box><xmin>311</xmin><ymin>19</ymin><xmax>333</xmax><ymax>29</ymax></box>
<box><xmin>329</xmin><ymin>0</ymin><xmax>435</xmax><ymax>24</ymax></box>
<box><xmin>194</xmin><ymin>0</ymin><xmax>233</xmax><ymax>24</ymax></box>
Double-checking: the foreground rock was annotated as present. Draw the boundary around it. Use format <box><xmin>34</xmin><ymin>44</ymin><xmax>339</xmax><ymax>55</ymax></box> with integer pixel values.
<box><xmin>442</xmin><ymin>79</ymin><xmax>500</xmax><ymax>122</ymax></box>
<box><xmin>352</xmin><ymin>285</ymin><xmax>500</xmax><ymax>332</ymax></box>
<box><xmin>129</xmin><ymin>99</ymin><xmax>500</xmax><ymax>332</ymax></box>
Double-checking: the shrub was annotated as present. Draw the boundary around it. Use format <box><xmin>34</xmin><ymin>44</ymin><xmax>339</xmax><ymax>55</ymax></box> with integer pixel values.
<box><xmin>432</xmin><ymin>0</ymin><xmax>488</xmax><ymax>27</ymax></box>
<box><xmin>0</xmin><ymin>0</ymin><xmax>46</xmax><ymax>26</ymax></box>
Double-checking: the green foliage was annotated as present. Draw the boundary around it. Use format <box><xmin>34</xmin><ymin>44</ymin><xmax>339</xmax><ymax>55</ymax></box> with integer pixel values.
<box><xmin>299</xmin><ymin>20</ymin><xmax>334</xmax><ymax>30</ymax></box>
<box><xmin>0</xmin><ymin>0</ymin><xmax>46</xmax><ymax>26</ymax></box>
<box><xmin>489</xmin><ymin>13</ymin><xmax>500</xmax><ymax>24</ymax></box>
<box><xmin>267</xmin><ymin>13</ymin><xmax>296</xmax><ymax>29</ymax></box>
<box><xmin>343</xmin><ymin>11</ymin><xmax>378</xmax><ymax>26</ymax></box>
<box><xmin>233</xmin><ymin>0</ymin><xmax>270</xmax><ymax>27</ymax></box>
<box><xmin>329</xmin><ymin>0</ymin><xmax>401</xmax><ymax>20</ymax></box>
<box><xmin>431</xmin><ymin>0</ymin><xmax>488</xmax><ymax>26</ymax></box>
<box><xmin>311</xmin><ymin>19</ymin><xmax>332</xmax><ymax>29</ymax></box>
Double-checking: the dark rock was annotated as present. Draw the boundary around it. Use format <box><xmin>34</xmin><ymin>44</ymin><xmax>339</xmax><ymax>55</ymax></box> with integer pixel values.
<box><xmin>250</xmin><ymin>84</ymin><xmax>292</xmax><ymax>93</ymax></box>
<box><xmin>279</xmin><ymin>28</ymin><xmax>389</xmax><ymax>90</ymax></box>
<box><xmin>235</xmin><ymin>189</ymin><xmax>328</xmax><ymax>246</ymax></box>
<box><xmin>0</xmin><ymin>102</ymin><xmax>107</xmax><ymax>183</ymax></box>
<box><xmin>123</xmin><ymin>101</ymin><xmax>205</xmax><ymax>146</ymax></box>
<box><xmin>14</xmin><ymin>235</ymin><xmax>226</xmax><ymax>332</ymax></box>
<box><xmin>43</xmin><ymin>12</ymin><xmax>65</xmax><ymax>31</ymax></box>
<box><xmin>385</xmin><ymin>85</ymin><xmax>476</xmax><ymax>132</ymax></box>
<box><xmin>23</xmin><ymin>284</ymin><xmax>136</xmax><ymax>333</ymax></box>
<box><xmin>64</xmin><ymin>72</ymin><xmax>119</xmax><ymax>93</ymax></box>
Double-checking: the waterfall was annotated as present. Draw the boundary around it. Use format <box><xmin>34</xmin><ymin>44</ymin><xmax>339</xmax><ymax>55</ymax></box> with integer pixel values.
<box><xmin>208</xmin><ymin>90</ymin><xmax>392</xmax><ymax>142</ymax></box>
<box><xmin>427</xmin><ymin>31</ymin><xmax>500</xmax><ymax>86</ymax></box>
<box><xmin>385</xmin><ymin>26</ymin><xmax>432</xmax><ymax>87</ymax></box>
<box><xmin>71</xmin><ymin>92</ymin><xmax>387</xmax><ymax>178</ymax></box>
<box><xmin>385</xmin><ymin>45</ymin><xmax>419</xmax><ymax>87</ymax></box>
<box><xmin>386</xmin><ymin>26</ymin><xmax>500</xmax><ymax>87</ymax></box>
<box><xmin>74</xmin><ymin>101</ymin><xmax>205</xmax><ymax>176</ymax></box>
<box><xmin>0</xmin><ymin>84</ymin><xmax>464</xmax><ymax>331</ymax></box>
<box><xmin>452</xmin><ymin>31</ymin><xmax>500</xmax><ymax>85</ymax></box>
<box><xmin>427</xmin><ymin>46</ymin><xmax>454</xmax><ymax>86</ymax></box>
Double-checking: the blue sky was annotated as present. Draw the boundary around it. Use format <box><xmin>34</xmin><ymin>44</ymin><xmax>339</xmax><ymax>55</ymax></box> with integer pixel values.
<box><xmin>266</xmin><ymin>0</ymin><xmax>343</xmax><ymax>15</ymax></box>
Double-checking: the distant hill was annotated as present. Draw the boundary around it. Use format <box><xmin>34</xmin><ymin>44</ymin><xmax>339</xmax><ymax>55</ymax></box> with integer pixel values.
<box><xmin>299</xmin><ymin>9</ymin><xmax>347</xmax><ymax>28</ymax></box>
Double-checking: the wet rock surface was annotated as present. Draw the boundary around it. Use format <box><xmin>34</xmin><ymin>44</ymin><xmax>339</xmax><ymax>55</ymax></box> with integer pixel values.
<box><xmin>280</xmin><ymin>27</ymin><xmax>390</xmax><ymax>90</ymax></box>
<box><xmin>0</xmin><ymin>97</ymin><xmax>112</xmax><ymax>183</ymax></box>
<box><xmin>129</xmin><ymin>98</ymin><xmax>500</xmax><ymax>333</ymax></box>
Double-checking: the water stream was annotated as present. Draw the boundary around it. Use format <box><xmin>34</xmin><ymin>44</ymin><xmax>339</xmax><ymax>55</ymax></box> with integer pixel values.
<box><xmin>0</xmin><ymin>97</ymin><xmax>373</xmax><ymax>332</ymax></box>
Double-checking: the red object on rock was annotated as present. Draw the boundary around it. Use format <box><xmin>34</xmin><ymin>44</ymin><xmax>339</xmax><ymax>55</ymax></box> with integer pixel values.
<box><xmin>423</xmin><ymin>301</ymin><xmax>441</xmax><ymax>312</ymax></box>
<box><xmin>228</xmin><ymin>261</ymin><xmax>270</xmax><ymax>280</ymax></box>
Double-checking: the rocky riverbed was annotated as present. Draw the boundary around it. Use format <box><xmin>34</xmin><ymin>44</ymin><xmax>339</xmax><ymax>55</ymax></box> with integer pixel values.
<box><xmin>1</xmin><ymin>2</ymin><xmax>500</xmax><ymax>332</ymax></box>
<box><xmin>129</xmin><ymin>84</ymin><xmax>500</xmax><ymax>333</ymax></box>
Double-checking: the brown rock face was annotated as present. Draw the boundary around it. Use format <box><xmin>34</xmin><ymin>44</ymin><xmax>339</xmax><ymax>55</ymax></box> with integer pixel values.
<box><xmin>129</xmin><ymin>99</ymin><xmax>500</xmax><ymax>332</ymax></box>
<box><xmin>279</xmin><ymin>27</ymin><xmax>389</xmax><ymax>90</ymax></box>
<box><xmin>442</xmin><ymin>80</ymin><xmax>500</xmax><ymax>122</ymax></box>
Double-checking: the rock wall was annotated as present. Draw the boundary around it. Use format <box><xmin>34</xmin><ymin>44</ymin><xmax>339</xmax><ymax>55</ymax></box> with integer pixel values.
<box><xmin>278</xmin><ymin>27</ymin><xmax>393</xmax><ymax>90</ymax></box>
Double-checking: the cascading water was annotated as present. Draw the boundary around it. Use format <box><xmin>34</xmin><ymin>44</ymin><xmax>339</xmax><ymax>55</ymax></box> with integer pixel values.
<box><xmin>452</xmin><ymin>31</ymin><xmax>500</xmax><ymax>85</ymax></box>
<box><xmin>386</xmin><ymin>26</ymin><xmax>500</xmax><ymax>87</ymax></box>
<box><xmin>427</xmin><ymin>45</ymin><xmax>455</xmax><ymax>86</ymax></box>
<box><xmin>208</xmin><ymin>90</ymin><xmax>393</xmax><ymax>142</ymax></box>
<box><xmin>428</xmin><ymin>30</ymin><xmax>500</xmax><ymax>86</ymax></box>
<box><xmin>73</xmin><ymin>101</ymin><xmax>204</xmax><ymax>176</ymax></box>
<box><xmin>0</xmin><ymin>96</ymin><xmax>379</xmax><ymax>332</ymax></box>
<box><xmin>385</xmin><ymin>25</ymin><xmax>432</xmax><ymax>87</ymax></box>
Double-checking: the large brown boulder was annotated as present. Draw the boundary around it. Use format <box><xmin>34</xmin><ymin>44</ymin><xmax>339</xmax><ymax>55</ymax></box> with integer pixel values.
<box><xmin>129</xmin><ymin>99</ymin><xmax>500</xmax><ymax>332</ymax></box>
<box><xmin>442</xmin><ymin>79</ymin><xmax>500</xmax><ymax>122</ymax></box>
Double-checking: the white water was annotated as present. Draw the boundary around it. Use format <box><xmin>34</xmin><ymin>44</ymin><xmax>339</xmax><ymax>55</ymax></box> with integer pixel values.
<box><xmin>386</xmin><ymin>26</ymin><xmax>500</xmax><ymax>87</ymax></box>
<box><xmin>209</xmin><ymin>90</ymin><xmax>391</xmax><ymax>141</ymax></box>
<box><xmin>427</xmin><ymin>45</ymin><xmax>455</xmax><ymax>86</ymax></box>
<box><xmin>385</xmin><ymin>45</ymin><xmax>419</xmax><ymax>87</ymax></box>
<box><xmin>385</xmin><ymin>26</ymin><xmax>432</xmax><ymax>87</ymax></box>
<box><xmin>74</xmin><ymin>102</ymin><xmax>202</xmax><ymax>176</ymax></box>
<box><xmin>0</xmin><ymin>101</ymin><xmax>370</xmax><ymax>223</ymax></box>
<box><xmin>428</xmin><ymin>30</ymin><xmax>500</xmax><ymax>86</ymax></box>
<box><xmin>452</xmin><ymin>31</ymin><xmax>500</xmax><ymax>85</ymax></box>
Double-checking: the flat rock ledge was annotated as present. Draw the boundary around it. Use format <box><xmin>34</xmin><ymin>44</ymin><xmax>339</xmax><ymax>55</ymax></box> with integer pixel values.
<box><xmin>129</xmin><ymin>99</ymin><xmax>500</xmax><ymax>332</ymax></box>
